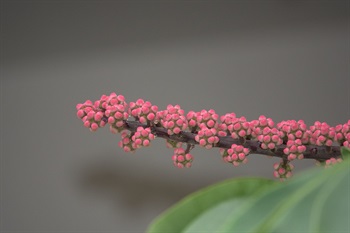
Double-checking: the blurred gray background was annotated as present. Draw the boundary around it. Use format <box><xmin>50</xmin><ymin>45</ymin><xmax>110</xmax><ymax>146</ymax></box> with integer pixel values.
<box><xmin>1</xmin><ymin>0</ymin><xmax>349</xmax><ymax>232</ymax></box>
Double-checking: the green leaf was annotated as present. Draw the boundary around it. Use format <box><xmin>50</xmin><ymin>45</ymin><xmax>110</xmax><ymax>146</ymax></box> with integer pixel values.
<box><xmin>229</xmin><ymin>163</ymin><xmax>349</xmax><ymax>233</ymax></box>
<box><xmin>147</xmin><ymin>160</ymin><xmax>350</xmax><ymax>233</ymax></box>
<box><xmin>146</xmin><ymin>178</ymin><xmax>275</xmax><ymax>233</ymax></box>
<box><xmin>341</xmin><ymin>146</ymin><xmax>350</xmax><ymax>158</ymax></box>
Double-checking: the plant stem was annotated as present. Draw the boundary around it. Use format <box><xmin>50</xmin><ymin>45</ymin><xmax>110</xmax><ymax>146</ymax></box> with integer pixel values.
<box><xmin>124</xmin><ymin>120</ymin><xmax>341</xmax><ymax>161</ymax></box>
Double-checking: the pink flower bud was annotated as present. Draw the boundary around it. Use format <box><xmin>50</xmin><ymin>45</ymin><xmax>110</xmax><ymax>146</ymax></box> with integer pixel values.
<box><xmin>185</xmin><ymin>154</ymin><xmax>192</xmax><ymax>160</ymax></box>
<box><xmin>199</xmin><ymin>139</ymin><xmax>206</xmax><ymax>146</ymax></box>
<box><xmin>77</xmin><ymin>110</ymin><xmax>85</xmax><ymax>118</ymax></box>
<box><xmin>268</xmin><ymin>143</ymin><xmax>275</xmax><ymax>149</ymax></box>
<box><xmin>173</xmin><ymin>127</ymin><xmax>181</xmax><ymax>134</ymax></box>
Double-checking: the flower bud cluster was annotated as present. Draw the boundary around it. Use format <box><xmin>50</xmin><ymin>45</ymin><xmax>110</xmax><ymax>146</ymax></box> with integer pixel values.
<box><xmin>195</xmin><ymin>128</ymin><xmax>219</xmax><ymax>149</ymax></box>
<box><xmin>118</xmin><ymin>127</ymin><xmax>155</xmax><ymax>152</ymax></box>
<box><xmin>199</xmin><ymin>109</ymin><xmax>219</xmax><ymax>129</ymax></box>
<box><xmin>172</xmin><ymin>148</ymin><xmax>193</xmax><ymax>168</ymax></box>
<box><xmin>118</xmin><ymin>131</ymin><xmax>135</xmax><ymax>153</ymax></box>
<box><xmin>219</xmin><ymin>113</ymin><xmax>251</xmax><ymax>139</ymax></box>
<box><xmin>218</xmin><ymin>112</ymin><xmax>235</xmax><ymax>136</ymax></box>
<box><xmin>257</xmin><ymin>127</ymin><xmax>283</xmax><ymax>150</ymax></box>
<box><xmin>131</xmin><ymin>127</ymin><xmax>155</xmax><ymax>149</ymax></box>
<box><xmin>332</xmin><ymin>124</ymin><xmax>344</xmax><ymax>142</ymax></box>
<box><xmin>77</xmin><ymin>93</ymin><xmax>349</xmax><ymax>180</ymax></box>
<box><xmin>129</xmin><ymin>99</ymin><xmax>158</xmax><ymax>124</ymax></box>
<box><xmin>324</xmin><ymin>157</ymin><xmax>343</xmax><ymax>168</ymax></box>
<box><xmin>333</xmin><ymin>120</ymin><xmax>350</xmax><ymax>148</ymax></box>
<box><xmin>188</xmin><ymin>109</ymin><xmax>224</xmax><ymax>148</ymax></box>
<box><xmin>273</xmin><ymin>160</ymin><xmax>294</xmax><ymax>180</ymax></box>
<box><xmin>158</xmin><ymin>105</ymin><xmax>188</xmax><ymax>135</ymax></box>
<box><xmin>93</xmin><ymin>94</ymin><xmax>109</xmax><ymax>109</ymax></box>
<box><xmin>250</xmin><ymin>115</ymin><xmax>275</xmax><ymax>137</ymax></box>
<box><xmin>220</xmin><ymin>144</ymin><xmax>249</xmax><ymax>166</ymax></box>
<box><xmin>283</xmin><ymin>139</ymin><xmax>306</xmax><ymax>161</ymax></box>
<box><xmin>186</xmin><ymin>111</ymin><xmax>199</xmax><ymax>131</ymax></box>
<box><xmin>189</xmin><ymin>109</ymin><xmax>220</xmax><ymax>129</ymax></box>
<box><xmin>307</xmin><ymin>121</ymin><xmax>334</xmax><ymax>146</ymax></box>
<box><xmin>103</xmin><ymin>93</ymin><xmax>128</xmax><ymax>133</ymax></box>
<box><xmin>251</xmin><ymin>116</ymin><xmax>283</xmax><ymax>150</ymax></box>
<box><xmin>343</xmin><ymin>134</ymin><xmax>350</xmax><ymax>148</ymax></box>
<box><xmin>76</xmin><ymin>100</ymin><xmax>106</xmax><ymax>132</ymax></box>
<box><xmin>277</xmin><ymin>120</ymin><xmax>308</xmax><ymax>142</ymax></box>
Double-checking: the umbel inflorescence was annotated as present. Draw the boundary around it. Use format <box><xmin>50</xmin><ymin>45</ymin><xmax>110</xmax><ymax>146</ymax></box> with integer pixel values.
<box><xmin>76</xmin><ymin>93</ymin><xmax>350</xmax><ymax>180</ymax></box>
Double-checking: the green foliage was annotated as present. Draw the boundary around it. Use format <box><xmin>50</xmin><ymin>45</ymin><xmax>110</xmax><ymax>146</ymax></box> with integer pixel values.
<box><xmin>147</xmin><ymin>178</ymin><xmax>274</xmax><ymax>233</ymax></box>
<box><xmin>147</xmin><ymin>148</ymin><xmax>350</xmax><ymax>233</ymax></box>
<box><xmin>341</xmin><ymin>146</ymin><xmax>350</xmax><ymax>158</ymax></box>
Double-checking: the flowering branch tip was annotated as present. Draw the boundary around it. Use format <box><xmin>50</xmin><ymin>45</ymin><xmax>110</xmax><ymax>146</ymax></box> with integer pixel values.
<box><xmin>76</xmin><ymin>92</ymin><xmax>350</xmax><ymax>180</ymax></box>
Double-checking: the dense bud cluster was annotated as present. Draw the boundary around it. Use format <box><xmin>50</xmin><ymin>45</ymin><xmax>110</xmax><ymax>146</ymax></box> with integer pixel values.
<box><xmin>118</xmin><ymin>131</ymin><xmax>135</xmax><ymax>152</ymax></box>
<box><xmin>251</xmin><ymin>115</ymin><xmax>283</xmax><ymax>150</ymax></box>
<box><xmin>343</xmin><ymin>135</ymin><xmax>350</xmax><ymax>148</ymax></box>
<box><xmin>172</xmin><ymin>148</ymin><xmax>193</xmax><ymax>168</ymax></box>
<box><xmin>219</xmin><ymin>113</ymin><xmax>251</xmax><ymax>139</ymax></box>
<box><xmin>77</xmin><ymin>92</ymin><xmax>349</xmax><ymax>180</ymax></box>
<box><xmin>195</xmin><ymin>128</ymin><xmax>219</xmax><ymax>149</ymax></box>
<box><xmin>273</xmin><ymin>160</ymin><xmax>294</xmax><ymax>180</ymax></box>
<box><xmin>332</xmin><ymin>124</ymin><xmax>344</xmax><ymax>142</ymax></box>
<box><xmin>283</xmin><ymin>139</ymin><xmax>306</xmax><ymax>161</ymax></box>
<box><xmin>257</xmin><ymin>127</ymin><xmax>283</xmax><ymax>150</ymax></box>
<box><xmin>277</xmin><ymin>120</ymin><xmax>308</xmax><ymax>142</ymax></box>
<box><xmin>334</xmin><ymin>120</ymin><xmax>350</xmax><ymax>148</ymax></box>
<box><xmin>104</xmin><ymin>93</ymin><xmax>129</xmax><ymax>133</ymax></box>
<box><xmin>324</xmin><ymin>157</ymin><xmax>343</xmax><ymax>168</ymax></box>
<box><xmin>308</xmin><ymin>121</ymin><xmax>333</xmax><ymax>146</ymax></box>
<box><xmin>250</xmin><ymin>115</ymin><xmax>275</xmax><ymax>137</ymax></box>
<box><xmin>129</xmin><ymin>99</ymin><xmax>158</xmax><ymax>124</ymax></box>
<box><xmin>118</xmin><ymin>127</ymin><xmax>155</xmax><ymax>152</ymax></box>
<box><xmin>131</xmin><ymin>127</ymin><xmax>155</xmax><ymax>148</ymax></box>
<box><xmin>220</xmin><ymin>144</ymin><xmax>249</xmax><ymax>166</ymax></box>
<box><xmin>76</xmin><ymin>100</ymin><xmax>106</xmax><ymax>132</ymax></box>
<box><xmin>158</xmin><ymin>105</ymin><xmax>188</xmax><ymax>135</ymax></box>
<box><xmin>188</xmin><ymin>109</ymin><xmax>219</xmax><ymax>130</ymax></box>
<box><xmin>186</xmin><ymin>111</ymin><xmax>198</xmax><ymax>131</ymax></box>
